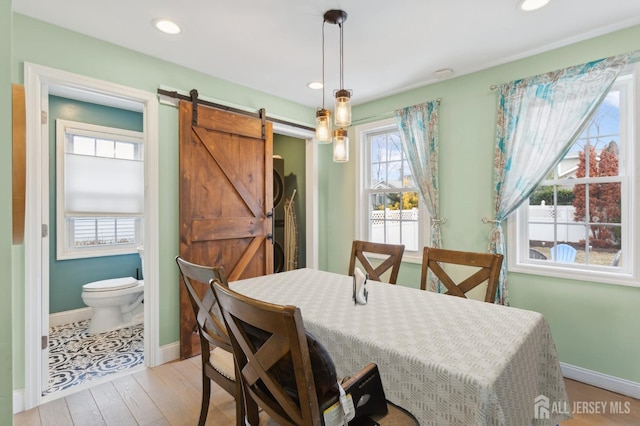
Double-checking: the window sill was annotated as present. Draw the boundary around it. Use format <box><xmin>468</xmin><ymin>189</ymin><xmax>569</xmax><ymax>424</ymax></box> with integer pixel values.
<box><xmin>401</xmin><ymin>252</ymin><xmax>423</xmax><ymax>265</ymax></box>
<box><xmin>508</xmin><ymin>262</ymin><xmax>640</xmax><ymax>288</ymax></box>
<box><xmin>364</xmin><ymin>250</ymin><xmax>423</xmax><ymax>265</ymax></box>
<box><xmin>57</xmin><ymin>245</ymin><xmax>140</xmax><ymax>261</ymax></box>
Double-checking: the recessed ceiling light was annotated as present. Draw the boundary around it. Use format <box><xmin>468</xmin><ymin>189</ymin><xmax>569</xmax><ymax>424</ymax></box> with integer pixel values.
<box><xmin>307</xmin><ymin>81</ymin><xmax>323</xmax><ymax>90</ymax></box>
<box><xmin>518</xmin><ymin>0</ymin><xmax>550</xmax><ymax>12</ymax></box>
<box><xmin>153</xmin><ymin>18</ymin><xmax>181</xmax><ymax>35</ymax></box>
<box><xmin>434</xmin><ymin>68</ymin><xmax>455</xmax><ymax>80</ymax></box>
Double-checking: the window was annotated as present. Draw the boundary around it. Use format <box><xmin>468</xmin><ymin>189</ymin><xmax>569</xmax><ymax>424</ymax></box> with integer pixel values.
<box><xmin>508</xmin><ymin>66</ymin><xmax>639</xmax><ymax>285</ymax></box>
<box><xmin>356</xmin><ymin>118</ymin><xmax>427</xmax><ymax>261</ymax></box>
<box><xmin>56</xmin><ymin>119</ymin><xmax>144</xmax><ymax>259</ymax></box>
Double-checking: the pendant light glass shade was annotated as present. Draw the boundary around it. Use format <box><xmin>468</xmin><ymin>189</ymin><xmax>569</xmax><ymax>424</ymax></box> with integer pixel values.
<box><xmin>332</xmin><ymin>128</ymin><xmax>349</xmax><ymax>162</ymax></box>
<box><xmin>334</xmin><ymin>89</ymin><xmax>352</xmax><ymax>127</ymax></box>
<box><xmin>315</xmin><ymin>108</ymin><xmax>332</xmax><ymax>144</ymax></box>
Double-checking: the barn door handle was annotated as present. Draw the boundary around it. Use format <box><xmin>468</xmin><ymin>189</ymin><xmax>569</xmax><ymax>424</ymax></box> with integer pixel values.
<box><xmin>266</xmin><ymin>210</ymin><xmax>274</xmax><ymax>244</ymax></box>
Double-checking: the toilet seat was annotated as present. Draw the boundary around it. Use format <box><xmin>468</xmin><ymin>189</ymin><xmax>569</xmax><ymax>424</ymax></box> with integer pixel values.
<box><xmin>83</xmin><ymin>277</ymin><xmax>138</xmax><ymax>292</ymax></box>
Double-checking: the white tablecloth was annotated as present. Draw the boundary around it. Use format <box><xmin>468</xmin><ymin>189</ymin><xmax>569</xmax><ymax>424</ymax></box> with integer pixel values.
<box><xmin>231</xmin><ymin>268</ymin><xmax>570</xmax><ymax>426</ymax></box>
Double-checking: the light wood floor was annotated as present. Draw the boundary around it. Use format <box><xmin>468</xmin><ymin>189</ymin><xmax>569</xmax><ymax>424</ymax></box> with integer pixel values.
<box><xmin>14</xmin><ymin>356</ymin><xmax>640</xmax><ymax>425</ymax></box>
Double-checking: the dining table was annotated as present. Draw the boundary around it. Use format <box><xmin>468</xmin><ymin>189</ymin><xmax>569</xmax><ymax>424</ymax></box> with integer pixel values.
<box><xmin>230</xmin><ymin>268</ymin><xmax>571</xmax><ymax>426</ymax></box>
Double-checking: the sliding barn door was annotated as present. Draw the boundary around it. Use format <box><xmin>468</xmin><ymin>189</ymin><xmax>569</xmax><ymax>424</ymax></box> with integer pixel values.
<box><xmin>179</xmin><ymin>100</ymin><xmax>273</xmax><ymax>358</ymax></box>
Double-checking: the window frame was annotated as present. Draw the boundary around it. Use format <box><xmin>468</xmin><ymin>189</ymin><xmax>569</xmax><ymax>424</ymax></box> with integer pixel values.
<box><xmin>355</xmin><ymin>117</ymin><xmax>428</xmax><ymax>263</ymax></box>
<box><xmin>507</xmin><ymin>65</ymin><xmax>640</xmax><ymax>287</ymax></box>
<box><xmin>56</xmin><ymin>119</ymin><xmax>144</xmax><ymax>260</ymax></box>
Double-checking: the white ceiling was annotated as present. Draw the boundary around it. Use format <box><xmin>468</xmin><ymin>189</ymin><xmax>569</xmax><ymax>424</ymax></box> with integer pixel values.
<box><xmin>13</xmin><ymin>0</ymin><xmax>640</xmax><ymax>108</ymax></box>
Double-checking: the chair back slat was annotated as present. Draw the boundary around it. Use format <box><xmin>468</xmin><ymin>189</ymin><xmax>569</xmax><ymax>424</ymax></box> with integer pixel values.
<box><xmin>420</xmin><ymin>247</ymin><xmax>503</xmax><ymax>303</ymax></box>
<box><xmin>176</xmin><ymin>257</ymin><xmax>233</xmax><ymax>354</ymax></box>
<box><xmin>348</xmin><ymin>240</ymin><xmax>405</xmax><ymax>284</ymax></box>
<box><xmin>212</xmin><ymin>280</ymin><xmax>322</xmax><ymax>426</ymax></box>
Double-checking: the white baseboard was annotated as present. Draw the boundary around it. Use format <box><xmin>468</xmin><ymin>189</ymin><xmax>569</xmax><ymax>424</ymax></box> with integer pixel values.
<box><xmin>157</xmin><ymin>341</ymin><xmax>180</xmax><ymax>365</ymax></box>
<box><xmin>561</xmin><ymin>362</ymin><xmax>640</xmax><ymax>399</ymax></box>
<box><xmin>13</xmin><ymin>389</ymin><xmax>24</xmax><ymax>414</ymax></box>
<box><xmin>48</xmin><ymin>307</ymin><xmax>93</xmax><ymax>327</ymax></box>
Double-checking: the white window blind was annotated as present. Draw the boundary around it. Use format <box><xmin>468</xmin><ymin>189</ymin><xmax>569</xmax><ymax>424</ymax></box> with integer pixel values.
<box><xmin>64</xmin><ymin>153</ymin><xmax>144</xmax><ymax>215</ymax></box>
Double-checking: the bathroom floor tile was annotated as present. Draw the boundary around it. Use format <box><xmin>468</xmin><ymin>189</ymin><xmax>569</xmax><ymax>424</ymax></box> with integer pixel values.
<box><xmin>45</xmin><ymin>319</ymin><xmax>144</xmax><ymax>395</ymax></box>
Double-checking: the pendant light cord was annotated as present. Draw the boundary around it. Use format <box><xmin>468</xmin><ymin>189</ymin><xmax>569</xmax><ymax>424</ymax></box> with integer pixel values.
<box><xmin>339</xmin><ymin>22</ymin><xmax>344</xmax><ymax>91</ymax></box>
<box><xmin>322</xmin><ymin>20</ymin><xmax>326</xmax><ymax>109</ymax></box>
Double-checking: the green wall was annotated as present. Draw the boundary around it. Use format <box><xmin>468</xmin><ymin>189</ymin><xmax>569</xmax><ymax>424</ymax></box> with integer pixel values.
<box><xmin>320</xmin><ymin>25</ymin><xmax>640</xmax><ymax>382</ymax></box>
<box><xmin>11</xmin><ymin>13</ymin><xmax>315</xmax><ymax>392</ymax></box>
<box><xmin>2</xmin><ymin>1</ymin><xmax>14</xmax><ymax>423</ymax></box>
<box><xmin>273</xmin><ymin>134</ymin><xmax>306</xmax><ymax>268</ymax></box>
<box><xmin>8</xmin><ymin>10</ymin><xmax>640</xmax><ymax>404</ymax></box>
<box><xmin>48</xmin><ymin>96</ymin><xmax>143</xmax><ymax>313</ymax></box>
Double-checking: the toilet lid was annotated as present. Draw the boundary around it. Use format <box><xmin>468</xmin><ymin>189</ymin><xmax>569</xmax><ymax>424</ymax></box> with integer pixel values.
<box><xmin>83</xmin><ymin>277</ymin><xmax>139</xmax><ymax>292</ymax></box>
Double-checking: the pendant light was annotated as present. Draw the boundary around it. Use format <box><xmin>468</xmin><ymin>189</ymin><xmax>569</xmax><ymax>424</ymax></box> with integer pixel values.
<box><xmin>333</xmin><ymin>128</ymin><xmax>349</xmax><ymax>163</ymax></box>
<box><xmin>314</xmin><ymin>9</ymin><xmax>352</xmax><ymax>162</ymax></box>
<box><xmin>331</xmin><ymin>10</ymin><xmax>351</xmax><ymax>128</ymax></box>
<box><xmin>315</xmin><ymin>109</ymin><xmax>332</xmax><ymax>144</ymax></box>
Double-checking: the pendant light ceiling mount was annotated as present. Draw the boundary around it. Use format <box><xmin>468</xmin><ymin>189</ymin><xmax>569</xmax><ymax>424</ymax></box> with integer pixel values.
<box><xmin>323</xmin><ymin>9</ymin><xmax>348</xmax><ymax>25</ymax></box>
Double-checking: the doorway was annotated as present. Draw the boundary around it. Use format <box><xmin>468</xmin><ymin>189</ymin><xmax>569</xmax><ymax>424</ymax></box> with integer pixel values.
<box><xmin>23</xmin><ymin>63</ymin><xmax>160</xmax><ymax>408</ymax></box>
<box><xmin>273</xmin><ymin>133</ymin><xmax>308</xmax><ymax>272</ymax></box>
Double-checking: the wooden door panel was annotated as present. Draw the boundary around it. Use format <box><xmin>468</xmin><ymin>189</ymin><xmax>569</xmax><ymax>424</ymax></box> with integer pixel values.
<box><xmin>179</xmin><ymin>100</ymin><xmax>273</xmax><ymax>358</ymax></box>
<box><xmin>193</xmin><ymin>127</ymin><xmax>265</xmax><ymax>218</ymax></box>
<box><xmin>196</xmin><ymin>107</ymin><xmax>263</xmax><ymax>139</ymax></box>
<box><xmin>191</xmin><ymin>218</ymin><xmax>264</xmax><ymax>241</ymax></box>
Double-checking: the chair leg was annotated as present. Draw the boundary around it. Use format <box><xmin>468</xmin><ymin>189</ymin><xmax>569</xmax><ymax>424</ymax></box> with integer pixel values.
<box><xmin>243</xmin><ymin>390</ymin><xmax>259</xmax><ymax>426</ymax></box>
<box><xmin>198</xmin><ymin>376</ymin><xmax>211</xmax><ymax>426</ymax></box>
<box><xmin>235</xmin><ymin>386</ymin><xmax>245</xmax><ymax>426</ymax></box>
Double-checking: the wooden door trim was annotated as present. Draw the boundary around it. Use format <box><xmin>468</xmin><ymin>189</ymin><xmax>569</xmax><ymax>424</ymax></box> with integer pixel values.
<box><xmin>12</xmin><ymin>84</ymin><xmax>26</xmax><ymax>244</ymax></box>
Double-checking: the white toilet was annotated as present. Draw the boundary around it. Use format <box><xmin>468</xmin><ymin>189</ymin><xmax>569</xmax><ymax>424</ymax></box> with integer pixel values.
<box><xmin>81</xmin><ymin>247</ymin><xmax>145</xmax><ymax>334</ymax></box>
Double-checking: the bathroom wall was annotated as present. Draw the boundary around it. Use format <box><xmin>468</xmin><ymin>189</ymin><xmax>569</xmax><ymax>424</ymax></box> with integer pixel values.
<box><xmin>273</xmin><ymin>134</ymin><xmax>307</xmax><ymax>268</ymax></box>
<box><xmin>48</xmin><ymin>96</ymin><xmax>143</xmax><ymax>313</ymax></box>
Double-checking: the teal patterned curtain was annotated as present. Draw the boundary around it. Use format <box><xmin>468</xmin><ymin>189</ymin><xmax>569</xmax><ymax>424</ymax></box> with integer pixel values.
<box><xmin>396</xmin><ymin>100</ymin><xmax>443</xmax><ymax>292</ymax></box>
<box><xmin>490</xmin><ymin>53</ymin><xmax>631</xmax><ymax>305</ymax></box>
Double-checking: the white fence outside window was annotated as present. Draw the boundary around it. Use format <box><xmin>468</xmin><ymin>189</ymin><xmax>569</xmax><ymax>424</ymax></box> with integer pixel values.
<box><xmin>370</xmin><ymin>208</ymin><xmax>419</xmax><ymax>250</ymax></box>
<box><xmin>528</xmin><ymin>205</ymin><xmax>585</xmax><ymax>242</ymax></box>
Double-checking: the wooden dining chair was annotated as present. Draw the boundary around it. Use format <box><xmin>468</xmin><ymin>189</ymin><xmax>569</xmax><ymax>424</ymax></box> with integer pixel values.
<box><xmin>420</xmin><ymin>247</ymin><xmax>503</xmax><ymax>303</ymax></box>
<box><xmin>348</xmin><ymin>240</ymin><xmax>405</xmax><ymax>284</ymax></box>
<box><xmin>211</xmin><ymin>279</ymin><xmax>419</xmax><ymax>426</ymax></box>
<box><xmin>175</xmin><ymin>256</ymin><xmax>258</xmax><ymax>426</ymax></box>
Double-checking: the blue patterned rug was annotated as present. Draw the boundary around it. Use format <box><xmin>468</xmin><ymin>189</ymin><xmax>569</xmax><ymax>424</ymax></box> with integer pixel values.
<box><xmin>45</xmin><ymin>319</ymin><xmax>144</xmax><ymax>395</ymax></box>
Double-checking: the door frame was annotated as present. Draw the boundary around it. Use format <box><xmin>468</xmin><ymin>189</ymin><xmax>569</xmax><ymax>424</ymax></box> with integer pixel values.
<box><xmin>270</xmin><ymin>122</ymin><xmax>318</xmax><ymax>270</ymax></box>
<box><xmin>23</xmin><ymin>62</ymin><xmax>160</xmax><ymax>408</ymax></box>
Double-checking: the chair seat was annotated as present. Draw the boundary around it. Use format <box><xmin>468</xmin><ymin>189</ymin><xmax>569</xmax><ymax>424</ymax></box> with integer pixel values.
<box><xmin>365</xmin><ymin>400</ymin><xmax>418</xmax><ymax>426</ymax></box>
<box><xmin>210</xmin><ymin>346</ymin><xmax>235</xmax><ymax>380</ymax></box>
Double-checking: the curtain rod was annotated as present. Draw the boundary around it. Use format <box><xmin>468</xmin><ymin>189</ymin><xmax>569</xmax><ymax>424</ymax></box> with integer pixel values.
<box><xmin>156</xmin><ymin>88</ymin><xmax>315</xmax><ymax>132</ymax></box>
